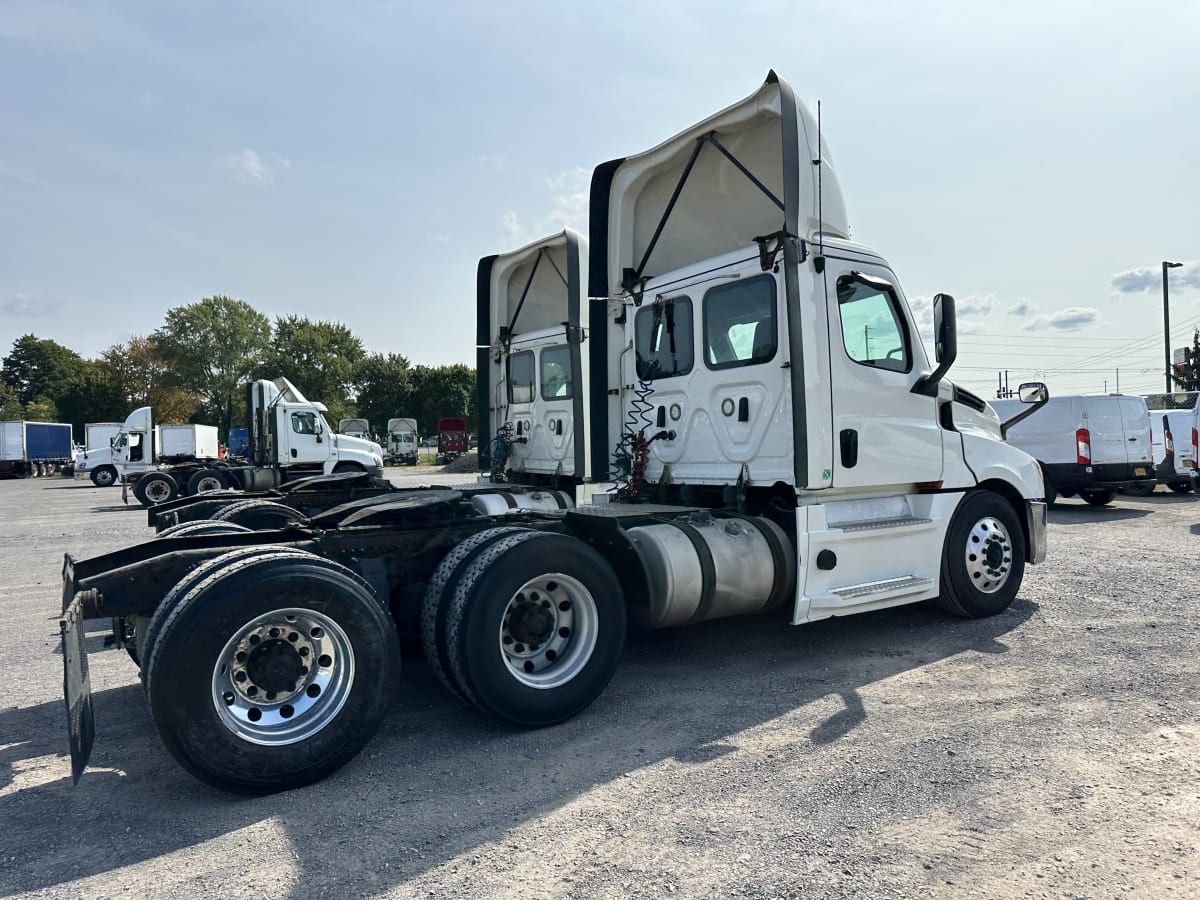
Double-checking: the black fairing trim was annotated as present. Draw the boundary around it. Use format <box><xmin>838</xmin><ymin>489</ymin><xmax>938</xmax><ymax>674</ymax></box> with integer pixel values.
<box><xmin>588</xmin><ymin>158</ymin><xmax>625</xmax><ymax>481</ymax></box>
<box><xmin>476</xmin><ymin>255</ymin><xmax>497</xmax><ymax>470</ymax></box>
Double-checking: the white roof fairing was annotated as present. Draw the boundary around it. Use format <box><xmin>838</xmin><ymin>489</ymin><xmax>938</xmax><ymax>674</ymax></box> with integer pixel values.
<box><xmin>596</xmin><ymin>72</ymin><xmax>848</xmax><ymax>297</ymax></box>
<box><xmin>488</xmin><ymin>229</ymin><xmax>588</xmax><ymax>343</ymax></box>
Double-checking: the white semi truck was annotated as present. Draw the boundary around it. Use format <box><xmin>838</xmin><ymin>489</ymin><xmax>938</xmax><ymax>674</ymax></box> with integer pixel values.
<box><xmin>60</xmin><ymin>72</ymin><xmax>1047</xmax><ymax>796</ymax></box>
<box><xmin>128</xmin><ymin>377</ymin><xmax>384</xmax><ymax>506</ymax></box>
<box><xmin>384</xmin><ymin>418</ymin><xmax>420</xmax><ymax>466</ymax></box>
<box><xmin>338</xmin><ymin>418</ymin><xmax>371</xmax><ymax>440</ymax></box>
<box><xmin>72</xmin><ymin>413</ymin><xmax>218</xmax><ymax>489</ymax></box>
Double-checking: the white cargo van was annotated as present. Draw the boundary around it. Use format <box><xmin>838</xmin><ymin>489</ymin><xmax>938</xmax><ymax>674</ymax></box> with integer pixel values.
<box><xmin>992</xmin><ymin>394</ymin><xmax>1154</xmax><ymax>505</ymax></box>
<box><xmin>1126</xmin><ymin>410</ymin><xmax>1193</xmax><ymax>494</ymax></box>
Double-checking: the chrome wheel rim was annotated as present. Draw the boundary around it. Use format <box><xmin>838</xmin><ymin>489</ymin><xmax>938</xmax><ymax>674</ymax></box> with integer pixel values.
<box><xmin>211</xmin><ymin>607</ymin><xmax>355</xmax><ymax>745</ymax></box>
<box><xmin>964</xmin><ymin>516</ymin><xmax>1013</xmax><ymax>594</ymax></box>
<box><xmin>195</xmin><ymin>475</ymin><xmax>223</xmax><ymax>493</ymax></box>
<box><xmin>144</xmin><ymin>479</ymin><xmax>172</xmax><ymax>503</ymax></box>
<box><xmin>498</xmin><ymin>573</ymin><xmax>598</xmax><ymax>689</ymax></box>
<box><xmin>96</xmin><ymin>469</ymin><xmax>114</xmax><ymax>486</ymax></box>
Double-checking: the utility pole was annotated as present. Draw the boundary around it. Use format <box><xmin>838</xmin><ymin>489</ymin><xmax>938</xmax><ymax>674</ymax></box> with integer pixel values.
<box><xmin>1164</xmin><ymin>261</ymin><xmax>1183</xmax><ymax>392</ymax></box>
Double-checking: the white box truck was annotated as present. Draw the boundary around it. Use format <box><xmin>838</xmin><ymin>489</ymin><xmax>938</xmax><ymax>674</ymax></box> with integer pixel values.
<box><xmin>992</xmin><ymin>394</ymin><xmax>1154</xmax><ymax>505</ymax></box>
<box><xmin>61</xmin><ymin>71</ymin><xmax>1047</xmax><ymax>795</ymax></box>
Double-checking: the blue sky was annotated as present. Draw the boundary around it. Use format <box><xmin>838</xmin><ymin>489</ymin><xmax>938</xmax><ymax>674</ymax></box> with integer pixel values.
<box><xmin>1</xmin><ymin>0</ymin><xmax>1198</xmax><ymax>399</ymax></box>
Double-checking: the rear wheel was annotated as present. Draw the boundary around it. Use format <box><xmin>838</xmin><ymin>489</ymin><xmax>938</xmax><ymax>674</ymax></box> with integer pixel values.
<box><xmin>134</xmin><ymin>472</ymin><xmax>179</xmax><ymax>507</ymax></box>
<box><xmin>186</xmin><ymin>468</ymin><xmax>228</xmax><ymax>495</ymax></box>
<box><xmin>144</xmin><ymin>549</ymin><xmax>399</xmax><ymax>794</ymax></box>
<box><xmin>443</xmin><ymin>531</ymin><xmax>626</xmax><ymax>727</ymax></box>
<box><xmin>1168</xmin><ymin>482</ymin><xmax>1192</xmax><ymax>494</ymax></box>
<box><xmin>1080</xmin><ymin>489</ymin><xmax>1115</xmax><ymax>507</ymax></box>
<box><xmin>213</xmin><ymin>499</ymin><xmax>308</xmax><ymax>530</ymax></box>
<box><xmin>420</xmin><ymin>526</ymin><xmax>531</xmax><ymax>699</ymax></box>
<box><xmin>90</xmin><ymin>465</ymin><xmax>117</xmax><ymax>488</ymax></box>
<box><xmin>1123</xmin><ymin>481</ymin><xmax>1155</xmax><ymax>497</ymax></box>
<box><xmin>934</xmin><ymin>490</ymin><xmax>1026</xmax><ymax>618</ymax></box>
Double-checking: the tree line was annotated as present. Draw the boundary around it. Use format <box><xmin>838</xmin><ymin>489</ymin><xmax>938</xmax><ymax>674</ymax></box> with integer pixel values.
<box><xmin>0</xmin><ymin>295</ymin><xmax>475</xmax><ymax>441</ymax></box>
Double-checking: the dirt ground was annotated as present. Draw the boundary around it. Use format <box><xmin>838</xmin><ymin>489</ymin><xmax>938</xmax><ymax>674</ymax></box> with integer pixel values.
<box><xmin>0</xmin><ymin>474</ymin><xmax>1197</xmax><ymax>898</ymax></box>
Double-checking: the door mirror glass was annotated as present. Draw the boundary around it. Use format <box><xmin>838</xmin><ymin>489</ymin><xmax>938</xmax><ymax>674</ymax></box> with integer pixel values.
<box><xmin>932</xmin><ymin>293</ymin><xmax>957</xmax><ymax>366</ymax></box>
<box><xmin>1018</xmin><ymin>381</ymin><xmax>1048</xmax><ymax>404</ymax></box>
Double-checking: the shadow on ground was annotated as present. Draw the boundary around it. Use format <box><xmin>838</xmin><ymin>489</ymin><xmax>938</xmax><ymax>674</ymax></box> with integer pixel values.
<box><xmin>0</xmin><ymin>599</ymin><xmax>1036</xmax><ymax>896</ymax></box>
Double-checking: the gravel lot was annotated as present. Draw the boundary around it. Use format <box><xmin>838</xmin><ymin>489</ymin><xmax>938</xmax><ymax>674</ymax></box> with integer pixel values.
<box><xmin>0</xmin><ymin>475</ymin><xmax>1197</xmax><ymax>898</ymax></box>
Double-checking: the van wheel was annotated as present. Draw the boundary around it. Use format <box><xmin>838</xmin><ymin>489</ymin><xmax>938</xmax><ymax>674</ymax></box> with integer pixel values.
<box><xmin>186</xmin><ymin>468</ymin><xmax>228</xmax><ymax>495</ymax></box>
<box><xmin>442</xmin><ymin>531</ymin><xmax>626</xmax><ymax>727</ymax></box>
<box><xmin>1080</xmin><ymin>489</ymin><xmax>1115</xmax><ymax>507</ymax></box>
<box><xmin>1168</xmin><ymin>483</ymin><xmax>1192</xmax><ymax>494</ymax></box>
<box><xmin>935</xmin><ymin>491</ymin><xmax>1026</xmax><ymax>619</ymax></box>
<box><xmin>90</xmin><ymin>465</ymin><xmax>117</xmax><ymax>487</ymax></box>
<box><xmin>1123</xmin><ymin>481</ymin><xmax>1155</xmax><ymax>497</ymax></box>
<box><xmin>420</xmin><ymin>526</ymin><xmax>532</xmax><ymax>699</ymax></box>
<box><xmin>134</xmin><ymin>472</ymin><xmax>179</xmax><ymax>507</ymax></box>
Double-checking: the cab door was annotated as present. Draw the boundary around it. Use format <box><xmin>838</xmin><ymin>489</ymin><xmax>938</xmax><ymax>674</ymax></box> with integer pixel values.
<box><xmin>282</xmin><ymin>406</ymin><xmax>327</xmax><ymax>470</ymax></box>
<box><xmin>824</xmin><ymin>261</ymin><xmax>943</xmax><ymax>488</ymax></box>
<box><xmin>536</xmin><ymin>343</ymin><xmax>576</xmax><ymax>476</ymax></box>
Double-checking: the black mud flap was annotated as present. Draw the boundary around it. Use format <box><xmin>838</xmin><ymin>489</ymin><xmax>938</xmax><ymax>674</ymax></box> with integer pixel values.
<box><xmin>60</xmin><ymin>595</ymin><xmax>95</xmax><ymax>784</ymax></box>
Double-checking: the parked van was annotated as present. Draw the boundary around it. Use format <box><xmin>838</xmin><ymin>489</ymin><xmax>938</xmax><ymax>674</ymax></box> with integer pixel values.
<box><xmin>992</xmin><ymin>394</ymin><xmax>1154</xmax><ymax>505</ymax></box>
<box><xmin>1124</xmin><ymin>411</ymin><xmax>1193</xmax><ymax>495</ymax></box>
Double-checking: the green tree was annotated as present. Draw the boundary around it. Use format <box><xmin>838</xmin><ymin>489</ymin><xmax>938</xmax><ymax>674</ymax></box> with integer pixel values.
<box><xmin>1</xmin><ymin>335</ymin><xmax>85</xmax><ymax>405</ymax></box>
<box><xmin>262</xmin><ymin>316</ymin><xmax>365</xmax><ymax>424</ymax></box>
<box><xmin>54</xmin><ymin>361</ymin><xmax>127</xmax><ymax>435</ymax></box>
<box><xmin>353</xmin><ymin>353</ymin><xmax>413</xmax><ymax>432</ymax></box>
<box><xmin>153</xmin><ymin>296</ymin><xmax>270</xmax><ymax>438</ymax></box>
<box><xmin>0</xmin><ymin>382</ymin><xmax>25</xmax><ymax>419</ymax></box>
<box><xmin>408</xmin><ymin>364</ymin><xmax>476</xmax><ymax>435</ymax></box>
<box><xmin>24</xmin><ymin>397</ymin><xmax>58</xmax><ymax>421</ymax></box>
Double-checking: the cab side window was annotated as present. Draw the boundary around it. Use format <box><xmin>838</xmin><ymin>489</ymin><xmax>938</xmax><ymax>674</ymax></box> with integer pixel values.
<box><xmin>540</xmin><ymin>345</ymin><xmax>572</xmax><ymax>399</ymax></box>
<box><xmin>703</xmin><ymin>275</ymin><xmax>777</xmax><ymax>369</ymax></box>
<box><xmin>291</xmin><ymin>411</ymin><xmax>319</xmax><ymax>435</ymax></box>
<box><xmin>507</xmin><ymin>350</ymin><xmax>535</xmax><ymax>404</ymax></box>
<box><xmin>635</xmin><ymin>297</ymin><xmax>694</xmax><ymax>380</ymax></box>
<box><xmin>836</xmin><ymin>275</ymin><xmax>911</xmax><ymax>373</ymax></box>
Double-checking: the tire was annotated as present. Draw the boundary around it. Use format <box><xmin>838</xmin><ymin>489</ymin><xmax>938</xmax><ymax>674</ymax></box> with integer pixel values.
<box><xmin>143</xmin><ymin>549</ymin><xmax>400</xmax><ymax>794</ymax></box>
<box><xmin>212</xmin><ymin>499</ymin><xmax>308</xmax><ymax>530</ymax></box>
<box><xmin>156</xmin><ymin>519</ymin><xmax>254</xmax><ymax>539</ymax></box>
<box><xmin>1122</xmin><ymin>481</ymin><xmax>1155</xmax><ymax>497</ymax></box>
<box><xmin>90</xmin><ymin>465</ymin><xmax>118</xmax><ymax>488</ymax></box>
<box><xmin>186</xmin><ymin>468</ymin><xmax>228</xmax><ymax>496</ymax></box>
<box><xmin>1168</xmin><ymin>482</ymin><xmax>1192</xmax><ymax>494</ymax></box>
<box><xmin>140</xmin><ymin>547</ymin><xmax>316</xmax><ymax>678</ymax></box>
<box><xmin>134</xmin><ymin>472</ymin><xmax>179</xmax><ymax>507</ymax></box>
<box><xmin>934</xmin><ymin>490</ymin><xmax>1027</xmax><ymax>619</ymax></box>
<box><xmin>443</xmin><ymin>531</ymin><xmax>626</xmax><ymax>728</ymax></box>
<box><xmin>332</xmin><ymin>462</ymin><xmax>366</xmax><ymax>474</ymax></box>
<box><xmin>419</xmin><ymin>526</ymin><xmax>532</xmax><ymax>700</ymax></box>
<box><xmin>1080</xmin><ymin>489</ymin><xmax>1115</xmax><ymax>507</ymax></box>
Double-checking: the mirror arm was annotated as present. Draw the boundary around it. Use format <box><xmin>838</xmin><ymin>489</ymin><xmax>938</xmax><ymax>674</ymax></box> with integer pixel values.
<box><xmin>1000</xmin><ymin>393</ymin><xmax>1050</xmax><ymax>440</ymax></box>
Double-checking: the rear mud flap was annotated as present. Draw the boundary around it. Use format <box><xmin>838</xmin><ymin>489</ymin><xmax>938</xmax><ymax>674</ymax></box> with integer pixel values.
<box><xmin>60</xmin><ymin>596</ymin><xmax>95</xmax><ymax>783</ymax></box>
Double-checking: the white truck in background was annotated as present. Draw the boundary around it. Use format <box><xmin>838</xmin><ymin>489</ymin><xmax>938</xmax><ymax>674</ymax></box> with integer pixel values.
<box><xmin>74</xmin><ymin>412</ymin><xmax>218</xmax><ymax>488</ymax></box>
<box><xmin>61</xmin><ymin>71</ymin><xmax>1050</xmax><ymax>796</ymax></box>
<box><xmin>129</xmin><ymin>377</ymin><xmax>384</xmax><ymax>506</ymax></box>
<box><xmin>384</xmin><ymin>418</ymin><xmax>420</xmax><ymax>466</ymax></box>
<box><xmin>71</xmin><ymin>422</ymin><xmax>122</xmax><ymax>484</ymax></box>
<box><xmin>338</xmin><ymin>418</ymin><xmax>371</xmax><ymax>440</ymax></box>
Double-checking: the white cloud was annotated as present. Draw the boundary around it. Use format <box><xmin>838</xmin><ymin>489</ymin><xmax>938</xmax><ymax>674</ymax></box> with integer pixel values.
<box><xmin>496</xmin><ymin>167</ymin><xmax>590</xmax><ymax>248</ymax></box>
<box><xmin>1110</xmin><ymin>261</ymin><xmax>1200</xmax><ymax>294</ymax></box>
<box><xmin>221</xmin><ymin>148</ymin><xmax>288</xmax><ymax>186</ymax></box>
<box><xmin>2</xmin><ymin>292</ymin><xmax>64</xmax><ymax>318</ymax></box>
<box><xmin>1007</xmin><ymin>298</ymin><xmax>1034</xmax><ymax>316</ymax></box>
<box><xmin>1022</xmin><ymin>306</ymin><xmax>1104</xmax><ymax>331</ymax></box>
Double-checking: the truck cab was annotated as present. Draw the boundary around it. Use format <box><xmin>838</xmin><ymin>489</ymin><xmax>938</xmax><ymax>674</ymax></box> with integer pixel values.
<box><xmin>478</xmin><ymin>229</ymin><xmax>589</xmax><ymax>485</ymax></box>
<box><xmin>338</xmin><ymin>418</ymin><xmax>372</xmax><ymax>441</ymax></box>
<box><xmin>244</xmin><ymin>378</ymin><xmax>383</xmax><ymax>489</ymax></box>
<box><xmin>385</xmin><ymin>417</ymin><xmax>420</xmax><ymax>466</ymax></box>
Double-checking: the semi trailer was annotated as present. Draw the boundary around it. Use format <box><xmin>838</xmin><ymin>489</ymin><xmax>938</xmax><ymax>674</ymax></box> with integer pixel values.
<box><xmin>60</xmin><ymin>71</ymin><xmax>1048</xmax><ymax>797</ymax></box>
<box><xmin>128</xmin><ymin>377</ymin><xmax>384</xmax><ymax>507</ymax></box>
<box><xmin>0</xmin><ymin>420</ymin><xmax>73</xmax><ymax>478</ymax></box>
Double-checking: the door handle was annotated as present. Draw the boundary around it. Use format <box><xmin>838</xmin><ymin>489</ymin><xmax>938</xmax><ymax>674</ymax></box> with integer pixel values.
<box><xmin>1127</xmin><ymin>437</ymin><xmax>1137</xmax><ymax>442</ymax></box>
<box><xmin>291</xmin><ymin>448</ymin><xmax>297</xmax><ymax>458</ymax></box>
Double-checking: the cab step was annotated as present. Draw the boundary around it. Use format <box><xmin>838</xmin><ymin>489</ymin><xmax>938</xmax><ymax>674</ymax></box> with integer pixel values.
<box><xmin>836</xmin><ymin>516</ymin><xmax>932</xmax><ymax>533</ymax></box>
<box><xmin>832</xmin><ymin>575</ymin><xmax>932</xmax><ymax>600</ymax></box>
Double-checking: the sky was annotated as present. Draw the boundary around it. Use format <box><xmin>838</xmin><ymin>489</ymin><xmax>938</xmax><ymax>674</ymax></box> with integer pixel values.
<box><xmin>1</xmin><ymin>0</ymin><xmax>1198</xmax><ymax>400</ymax></box>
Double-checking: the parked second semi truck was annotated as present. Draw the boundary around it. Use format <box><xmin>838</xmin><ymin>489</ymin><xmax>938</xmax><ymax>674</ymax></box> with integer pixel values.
<box><xmin>60</xmin><ymin>71</ymin><xmax>1048</xmax><ymax>797</ymax></box>
<box><xmin>128</xmin><ymin>377</ymin><xmax>384</xmax><ymax>506</ymax></box>
<box><xmin>385</xmin><ymin>418</ymin><xmax>420</xmax><ymax>466</ymax></box>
